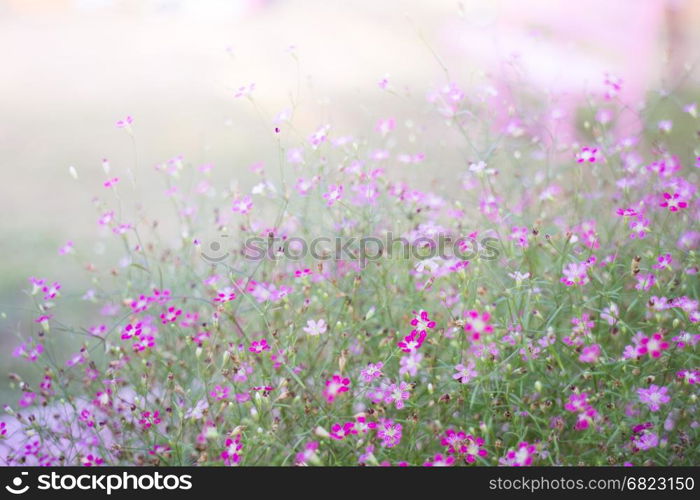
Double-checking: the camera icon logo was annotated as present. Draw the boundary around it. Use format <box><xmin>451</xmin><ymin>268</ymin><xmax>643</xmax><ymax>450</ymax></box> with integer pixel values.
<box><xmin>201</xmin><ymin>234</ymin><xmax>231</xmax><ymax>263</ymax></box>
<box><xmin>5</xmin><ymin>472</ymin><xmax>29</xmax><ymax>495</ymax></box>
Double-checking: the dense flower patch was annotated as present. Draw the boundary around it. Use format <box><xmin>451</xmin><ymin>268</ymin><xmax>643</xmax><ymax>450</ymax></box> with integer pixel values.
<box><xmin>2</xmin><ymin>72</ymin><xmax>699</xmax><ymax>466</ymax></box>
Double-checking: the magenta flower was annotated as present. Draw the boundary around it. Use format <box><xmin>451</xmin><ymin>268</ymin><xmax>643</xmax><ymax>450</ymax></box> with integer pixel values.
<box><xmin>677</xmin><ymin>370</ymin><xmax>699</xmax><ymax>385</ymax></box>
<box><xmin>323</xmin><ymin>374</ymin><xmax>350</xmax><ymax>403</ymax></box>
<box><xmin>461</xmin><ymin>435</ymin><xmax>488</xmax><ymax>463</ymax></box>
<box><xmin>330</xmin><ymin>421</ymin><xmax>357</xmax><ymax>440</ymax></box>
<box><xmin>579</xmin><ymin>344</ymin><xmax>601</xmax><ymax>363</ymax></box>
<box><xmin>637</xmin><ymin>385</ymin><xmax>670</xmax><ymax>412</ymax></box>
<box><xmin>42</xmin><ymin>281</ymin><xmax>61</xmax><ymax>300</ymax></box>
<box><xmin>160</xmin><ymin>306</ymin><xmax>182</xmax><ymax>324</ymax></box>
<box><xmin>638</xmin><ymin>332</ymin><xmax>669</xmax><ymax>358</ymax></box>
<box><xmin>115</xmin><ymin>115</ymin><xmax>133</xmax><ymax>128</ymax></box>
<box><xmin>560</xmin><ymin>261</ymin><xmax>590</xmax><ymax>286</ymax></box>
<box><xmin>373</xmin><ymin>418</ymin><xmax>402</xmax><ymax>448</ymax></box>
<box><xmin>652</xmin><ymin>253</ymin><xmax>673</xmax><ymax>270</ymax></box>
<box><xmin>213</xmin><ymin>287</ymin><xmax>237</xmax><ymax>303</ymax></box>
<box><xmin>635</xmin><ymin>273</ymin><xmax>656</xmax><ymax>291</ymax></box>
<box><xmin>564</xmin><ymin>393</ymin><xmax>590</xmax><ymax>413</ymax></box>
<box><xmin>463</xmin><ymin>310</ymin><xmax>493</xmax><ymax>341</ymax></box>
<box><xmin>397</xmin><ymin>330</ymin><xmax>426</xmax><ymax>353</ymax></box>
<box><xmin>139</xmin><ymin>410</ymin><xmax>161</xmax><ymax>430</ymax></box>
<box><xmin>574</xmin><ymin>407</ymin><xmax>599</xmax><ymax>430</ymax></box>
<box><xmin>500</xmin><ymin>442</ymin><xmax>536</xmax><ymax>466</ymax></box>
<box><xmin>660</xmin><ymin>191</ymin><xmax>688</xmax><ymax>212</ymax></box>
<box><xmin>410</xmin><ymin>310</ymin><xmax>436</xmax><ymax>332</ymax></box>
<box><xmin>249</xmin><ymin>339</ymin><xmax>271</xmax><ymax>354</ymax></box>
<box><xmin>360</xmin><ymin>362</ymin><xmax>384</xmax><ymax>383</ymax></box>
<box><xmin>82</xmin><ymin>454</ymin><xmax>104</xmax><ymax>466</ymax></box>
<box><xmin>576</xmin><ymin>146</ymin><xmax>598</xmax><ymax>163</ymax></box>
<box><xmin>384</xmin><ymin>382</ymin><xmax>411</xmax><ymax>410</ymax></box>
<box><xmin>631</xmin><ymin>430</ymin><xmax>659</xmax><ymax>451</ymax></box>
<box><xmin>210</xmin><ymin>385</ymin><xmax>230</xmax><ymax>401</ymax></box>
<box><xmin>510</xmin><ymin>226</ymin><xmax>529</xmax><ymax>248</ymax></box>
<box><xmin>221</xmin><ymin>434</ymin><xmax>243</xmax><ymax>466</ymax></box>
<box><xmin>13</xmin><ymin>340</ymin><xmax>44</xmax><ymax>362</ymax></box>
<box><xmin>295</xmin><ymin>442</ymin><xmax>319</xmax><ymax>466</ymax></box>
<box><xmin>423</xmin><ymin>453</ymin><xmax>455</xmax><ymax>466</ymax></box>
<box><xmin>18</xmin><ymin>391</ymin><xmax>36</xmax><ymax>407</ymax></box>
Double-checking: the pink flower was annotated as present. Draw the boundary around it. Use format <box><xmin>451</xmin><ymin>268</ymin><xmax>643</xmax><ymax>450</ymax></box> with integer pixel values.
<box><xmin>232</xmin><ymin>195</ymin><xmax>253</xmax><ymax>214</ymax></box>
<box><xmin>399</xmin><ymin>352</ymin><xmax>422</xmax><ymax>377</ymax></box>
<box><xmin>576</xmin><ymin>147</ymin><xmax>598</xmax><ymax>163</ymax></box>
<box><xmin>58</xmin><ymin>241</ymin><xmax>74</xmax><ymax>255</ymax></box>
<box><xmin>373</xmin><ymin>418</ymin><xmax>402</xmax><ymax>448</ymax></box>
<box><xmin>13</xmin><ymin>340</ymin><xmax>43</xmax><ymax>362</ymax></box>
<box><xmin>323</xmin><ymin>185</ymin><xmax>344</xmax><ymax>206</ymax></box>
<box><xmin>115</xmin><ymin>116</ymin><xmax>134</xmax><ymax>128</ymax></box>
<box><xmin>249</xmin><ymin>339</ymin><xmax>271</xmax><ymax>353</ymax></box>
<box><xmin>652</xmin><ymin>253</ymin><xmax>673</xmax><ymax>270</ymax></box>
<box><xmin>564</xmin><ymin>393</ymin><xmax>590</xmax><ymax>413</ymax></box>
<box><xmin>323</xmin><ymin>374</ymin><xmax>350</xmax><ymax>403</ymax></box>
<box><xmin>574</xmin><ymin>407</ymin><xmax>599</xmax><ymax>430</ymax></box>
<box><xmin>330</xmin><ymin>421</ymin><xmax>357</xmax><ymax>440</ymax></box>
<box><xmin>423</xmin><ymin>453</ymin><xmax>455</xmax><ymax>466</ymax></box>
<box><xmin>309</xmin><ymin>124</ymin><xmax>330</xmax><ymax>148</ymax></box>
<box><xmin>635</xmin><ymin>273</ymin><xmax>656</xmax><ymax>291</ymax></box>
<box><xmin>18</xmin><ymin>391</ymin><xmax>36</xmax><ymax>407</ymax></box>
<box><xmin>410</xmin><ymin>310</ymin><xmax>436</xmax><ymax>332</ymax></box>
<box><xmin>579</xmin><ymin>344</ymin><xmax>601</xmax><ymax>363</ymax></box>
<box><xmin>461</xmin><ymin>435</ymin><xmax>488</xmax><ymax>463</ymax></box>
<box><xmin>660</xmin><ymin>191</ymin><xmax>688</xmax><ymax>212</ymax></box>
<box><xmin>560</xmin><ymin>261</ymin><xmax>590</xmax><ymax>286</ymax></box>
<box><xmin>510</xmin><ymin>226</ymin><xmax>529</xmax><ymax>248</ymax></box>
<box><xmin>638</xmin><ymin>332</ymin><xmax>669</xmax><ymax>358</ymax></box>
<box><xmin>616</xmin><ymin>207</ymin><xmax>638</xmax><ymax>217</ymax></box>
<box><xmin>637</xmin><ymin>385</ymin><xmax>670</xmax><ymax>412</ymax></box>
<box><xmin>160</xmin><ymin>306</ymin><xmax>182</xmax><ymax>324</ymax></box>
<box><xmin>453</xmin><ymin>361</ymin><xmax>477</xmax><ymax>384</ymax></box>
<box><xmin>295</xmin><ymin>176</ymin><xmax>319</xmax><ymax>196</ymax></box>
<box><xmin>463</xmin><ymin>310</ymin><xmax>493</xmax><ymax>341</ymax></box>
<box><xmin>677</xmin><ymin>370</ymin><xmax>699</xmax><ymax>385</ymax></box>
<box><xmin>375</xmin><ymin>117</ymin><xmax>396</xmax><ymax>136</ymax></box>
<box><xmin>233</xmin><ymin>83</ymin><xmax>255</xmax><ymax>99</ymax></box>
<box><xmin>82</xmin><ymin>454</ymin><xmax>104</xmax><ymax>466</ymax></box>
<box><xmin>221</xmin><ymin>434</ymin><xmax>243</xmax><ymax>466</ymax></box>
<box><xmin>130</xmin><ymin>295</ymin><xmax>150</xmax><ymax>313</ymax></box>
<box><xmin>360</xmin><ymin>362</ymin><xmax>384</xmax><ymax>383</ymax></box>
<box><xmin>629</xmin><ymin>216</ymin><xmax>651</xmax><ymax>239</ymax></box>
<box><xmin>397</xmin><ymin>330</ymin><xmax>426</xmax><ymax>353</ymax></box>
<box><xmin>672</xmin><ymin>331</ymin><xmax>700</xmax><ymax>349</ymax></box>
<box><xmin>384</xmin><ymin>382</ymin><xmax>411</xmax><ymax>409</ymax></box>
<box><xmin>42</xmin><ymin>281</ymin><xmax>61</xmax><ymax>300</ymax></box>
<box><xmin>139</xmin><ymin>410</ymin><xmax>161</xmax><ymax>430</ymax></box>
<box><xmin>500</xmin><ymin>442</ymin><xmax>536</xmax><ymax>466</ymax></box>
<box><xmin>631</xmin><ymin>430</ymin><xmax>659</xmax><ymax>451</ymax></box>
<box><xmin>210</xmin><ymin>385</ymin><xmax>230</xmax><ymax>401</ymax></box>
<box><xmin>213</xmin><ymin>287</ymin><xmax>237</xmax><ymax>303</ymax></box>
<box><xmin>295</xmin><ymin>442</ymin><xmax>319</xmax><ymax>466</ymax></box>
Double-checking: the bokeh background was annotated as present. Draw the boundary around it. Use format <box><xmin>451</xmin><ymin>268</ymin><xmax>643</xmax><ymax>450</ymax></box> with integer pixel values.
<box><xmin>1</xmin><ymin>0</ymin><xmax>699</xmax><ymax>404</ymax></box>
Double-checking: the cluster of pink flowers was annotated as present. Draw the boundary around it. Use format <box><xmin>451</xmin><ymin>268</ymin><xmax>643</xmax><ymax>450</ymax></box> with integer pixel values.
<box><xmin>564</xmin><ymin>393</ymin><xmax>599</xmax><ymax>430</ymax></box>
